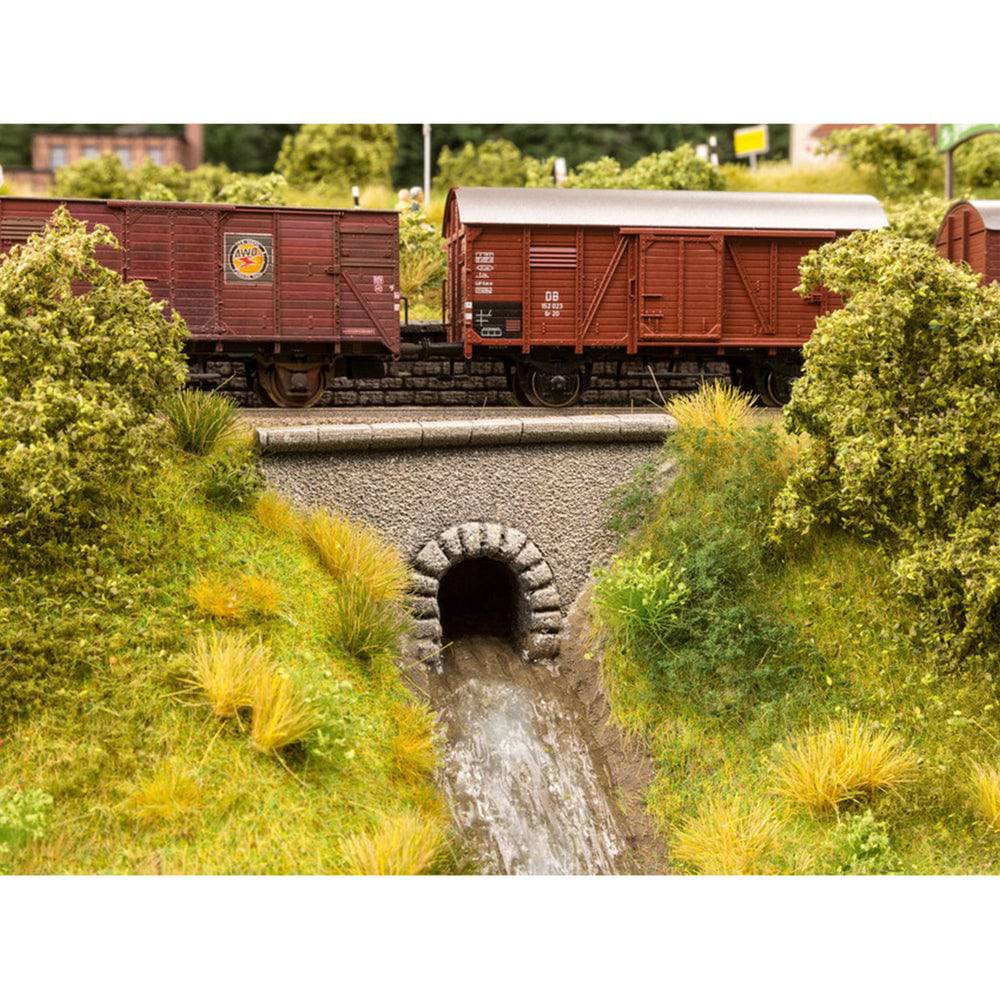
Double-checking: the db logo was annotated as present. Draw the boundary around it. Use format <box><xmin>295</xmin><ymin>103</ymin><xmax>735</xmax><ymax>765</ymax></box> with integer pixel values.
<box><xmin>229</xmin><ymin>238</ymin><xmax>269</xmax><ymax>280</ymax></box>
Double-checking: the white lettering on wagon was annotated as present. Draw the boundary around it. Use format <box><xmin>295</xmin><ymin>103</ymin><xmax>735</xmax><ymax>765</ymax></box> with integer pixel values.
<box><xmin>542</xmin><ymin>289</ymin><xmax>563</xmax><ymax>318</ymax></box>
<box><xmin>474</xmin><ymin>250</ymin><xmax>495</xmax><ymax>296</ymax></box>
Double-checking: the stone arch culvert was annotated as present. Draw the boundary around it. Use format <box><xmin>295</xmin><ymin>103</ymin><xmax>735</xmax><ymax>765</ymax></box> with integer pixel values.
<box><xmin>408</xmin><ymin>521</ymin><xmax>561</xmax><ymax>667</ymax></box>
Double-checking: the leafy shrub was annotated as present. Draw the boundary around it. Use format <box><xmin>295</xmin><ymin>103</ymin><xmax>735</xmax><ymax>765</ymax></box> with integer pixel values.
<box><xmin>772</xmin><ymin>230</ymin><xmax>1000</xmax><ymax>666</ymax></box>
<box><xmin>820</xmin><ymin>125</ymin><xmax>939</xmax><ymax>198</ymax></box>
<box><xmin>968</xmin><ymin>761</ymin><xmax>1000</xmax><ymax>832</ymax></box>
<box><xmin>672</xmin><ymin>795</ymin><xmax>782</xmax><ymax>874</ymax></box>
<box><xmin>53</xmin><ymin>154</ymin><xmax>287</xmax><ymax>205</ymax></box>
<box><xmin>773</xmin><ymin>717</ymin><xmax>918</xmax><ymax>813</ymax></box>
<box><xmin>0</xmin><ymin>207</ymin><xmax>186</xmax><ymax>550</ymax></box>
<box><xmin>830</xmin><ymin>810</ymin><xmax>904</xmax><ymax>874</ymax></box>
<box><xmin>436</xmin><ymin>138</ymin><xmax>553</xmax><ymax>190</ymax></box>
<box><xmin>203</xmin><ymin>447</ymin><xmax>264</xmax><ymax>509</ymax></box>
<box><xmin>162</xmin><ymin>390</ymin><xmax>238</xmax><ymax>455</ymax></box>
<box><xmin>0</xmin><ymin>787</ymin><xmax>52</xmax><ymax>872</ymax></box>
<box><xmin>399</xmin><ymin>210</ymin><xmax>446</xmax><ymax>300</ymax></box>
<box><xmin>565</xmin><ymin>144</ymin><xmax>724</xmax><ymax>191</ymax></box>
<box><xmin>338</xmin><ymin>810</ymin><xmax>446</xmax><ymax>875</ymax></box>
<box><xmin>954</xmin><ymin>133</ymin><xmax>1000</xmax><ymax>194</ymax></box>
<box><xmin>883</xmin><ymin>193</ymin><xmax>951</xmax><ymax>244</ymax></box>
<box><xmin>277</xmin><ymin>124</ymin><xmax>397</xmax><ymax>189</ymax></box>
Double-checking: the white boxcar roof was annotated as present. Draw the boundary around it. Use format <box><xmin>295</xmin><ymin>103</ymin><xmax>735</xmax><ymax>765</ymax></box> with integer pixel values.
<box><xmin>968</xmin><ymin>200</ymin><xmax>1000</xmax><ymax>231</ymax></box>
<box><xmin>450</xmin><ymin>187</ymin><xmax>887</xmax><ymax>231</ymax></box>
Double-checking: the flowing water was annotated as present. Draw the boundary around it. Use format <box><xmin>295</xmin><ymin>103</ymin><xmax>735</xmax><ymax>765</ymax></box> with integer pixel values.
<box><xmin>426</xmin><ymin>636</ymin><xmax>634</xmax><ymax>875</ymax></box>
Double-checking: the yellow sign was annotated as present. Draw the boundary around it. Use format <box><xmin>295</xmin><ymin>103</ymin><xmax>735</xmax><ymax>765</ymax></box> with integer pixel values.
<box><xmin>734</xmin><ymin>125</ymin><xmax>769</xmax><ymax>159</ymax></box>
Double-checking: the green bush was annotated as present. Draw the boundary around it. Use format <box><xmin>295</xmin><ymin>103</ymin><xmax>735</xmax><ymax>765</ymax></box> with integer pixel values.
<box><xmin>52</xmin><ymin>154</ymin><xmax>287</xmax><ymax>206</ymax></box>
<box><xmin>830</xmin><ymin>810</ymin><xmax>904</xmax><ymax>875</ymax></box>
<box><xmin>773</xmin><ymin>230</ymin><xmax>1000</xmax><ymax>666</ymax></box>
<box><xmin>954</xmin><ymin>133</ymin><xmax>1000</xmax><ymax>194</ymax></box>
<box><xmin>276</xmin><ymin>124</ymin><xmax>397</xmax><ymax>189</ymax></box>
<box><xmin>399</xmin><ymin>211</ymin><xmax>446</xmax><ymax>301</ymax></box>
<box><xmin>203</xmin><ymin>447</ymin><xmax>264</xmax><ymax>509</ymax></box>
<box><xmin>883</xmin><ymin>193</ymin><xmax>951</xmax><ymax>244</ymax></box>
<box><xmin>0</xmin><ymin>787</ymin><xmax>52</xmax><ymax>871</ymax></box>
<box><xmin>163</xmin><ymin>390</ymin><xmax>237</xmax><ymax>455</ymax></box>
<box><xmin>820</xmin><ymin>125</ymin><xmax>939</xmax><ymax>199</ymax></box>
<box><xmin>436</xmin><ymin>138</ymin><xmax>554</xmax><ymax>189</ymax></box>
<box><xmin>565</xmin><ymin>144</ymin><xmax>724</xmax><ymax>191</ymax></box>
<box><xmin>0</xmin><ymin>207</ymin><xmax>186</xmax><ymax>550</ymax></box>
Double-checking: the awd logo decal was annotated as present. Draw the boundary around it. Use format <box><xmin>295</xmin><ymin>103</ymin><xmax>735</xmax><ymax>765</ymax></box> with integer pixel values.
<box><xmin>225</xmin><ymin>233</ymin><xmax>273</xmax><ymax>283</ymax></box>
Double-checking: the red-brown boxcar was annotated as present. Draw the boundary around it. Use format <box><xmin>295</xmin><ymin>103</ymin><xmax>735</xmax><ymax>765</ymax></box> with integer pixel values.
<box><xmin>936</xmin><ymin>200</ymin><xmax>1000</xmax><ymax>284</ymax></box>
<box><xmin>442</xmin><ymin>188</ymin><xmax>887</xmax><ymax>405</ymax></box>
<box><xmin>0</xmin><ymin>196</ymin><xmax>399</xmax><ymax>406</ymax></box>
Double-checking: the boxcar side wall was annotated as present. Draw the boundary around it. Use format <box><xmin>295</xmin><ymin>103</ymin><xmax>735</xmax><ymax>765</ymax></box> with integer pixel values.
<box><xmin>456</xmin><ymin>222</ymin><xmax>842</xmax><ymax>355</ymax></box>
<box><xmin>936</xmin><ymin>204</ymin><xmax>989</xmax><ymax>279</ymax></box>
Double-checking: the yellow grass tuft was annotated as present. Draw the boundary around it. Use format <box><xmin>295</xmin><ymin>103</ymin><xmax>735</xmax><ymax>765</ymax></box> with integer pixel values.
<box><xmin>300</xmin><ymin>509</ymin><xmax>408</xmax><ymax>602</ymax></box>
<box><xmin>672</xmin><ymin>794</ymin><xmax>782</xmax><ymax>875</ymax></box>
<box><xmin>189</xmin><ymin>573</ymin><xmax>242</xmax><ymax>621</ymax></box>
<box><xmin>124</xmin><ymin>762</ymin><xmax>202</xmax><ymax>828</ymax></box>
<box><xmin>773</xmin><ymin>717</ymin><xmax>918</xmax><ymax>813</ymax></box>
<box><xmin>666</xmin><ymin>380</ymin><xmax>755</xmax><ymax>436</ymax></box>
<box><xmin>238</xmin><ymin>574</ymin><xmax>282</xmax><ymax>617</ymax></box>
<box><xmin>968</xmin><ymin>762</ymin><xmax>1000</xmax><ymax>832</ymax></box>
<box><xmin>254</xmin><ymin>490</ymin><xmax>300</xmax><ymax>535</ymax></box>
<box><xmin>339</xmin><ymin>811</ymin><xmax>446</xmax><ymax>875</ymax></box>
<box><xmin>187</xmin><ymin>631</ymin><xmax>269</xmax><ymax>718</ymax></box>
<box><xmin>390</xmin><ymin>702</ymin><xmax>438</xmax><ymax>783</ymax></box>
<box><xmin>249</xmin><ymin>668</ymin><xmax>319</xmax><ymax>753</ymax></box>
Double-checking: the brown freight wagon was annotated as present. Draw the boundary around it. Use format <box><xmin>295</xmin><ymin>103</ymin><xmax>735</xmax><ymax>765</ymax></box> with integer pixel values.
<box><xmin>442</xmin><ymin>188</ymin><xmax>887</xmax><ymax>405</ymax></box>
<box><xmin>936</xmin><ymin>201</ymin><xmax>1000</xmax><ymax>284</ymax></box>
<box><xmin>0</xmin><ymin>196</ymin><xmax>400</xmax><ymax>406</ymax></box>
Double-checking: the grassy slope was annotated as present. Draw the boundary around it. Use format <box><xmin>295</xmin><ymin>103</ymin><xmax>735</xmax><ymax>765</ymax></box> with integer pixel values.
<box><xmin>0</xmin><ymin>441</ymin><xmax>443</xmax><ymax>874</ymax></box>
<box><xmin>600</xmin><ymin>431</ymin><xmax>1000</xmax><ymax>875</ymax></box>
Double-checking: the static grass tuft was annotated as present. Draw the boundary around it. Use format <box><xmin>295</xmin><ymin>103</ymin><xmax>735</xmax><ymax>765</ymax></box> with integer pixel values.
<box><xmin>300</xmin><ymin>509</ymin><xmax>408</xmax><ymax>602</ymax></box>
<box><xmin>338</xmin><ymin>811</ymin><xmax>446</xmax><ymax>875</ymax></box>
<box><xmin>162</xmin><ymin>390</ymin><xmax>238</xmax><ymax>455</ymax></box>
<box><xmin>124</xmin><ymin>762</ymin><xmax>202</xmax><ymax>828</ymax></box>
<box><xmin>238</xmin><ymin>574</ymin><xmax>283</xmax><ymax>617</ymax></box>
<box><xmin>331</xmin><ymin>578</ymin><xmax>403</xmax><ymax>662</ymax></box>
<box><xmin>390</xmin><ymin>702</ymin><xmax>438</xmax><ymax>783</ymax></box>
<box><xmin>666</xmin><ymin>380</ymin><xmax>755</xmax><ymax>437</ymax></box>
<box><xmin>186</xmin><ymin>631</ymin><xmax>270</xmax><ymax>718</ymax></box>
<box><xmin>671</xmin><ymin>794</ymin><xmax>782</xmax><ymax>875</ymax></box>
<box><xmin>189</xmin><ymin>573</ymin><xmax>242</xmax><ymax>621</ymax></box>
<box><xmin>254</xmin><ymin>491</ymin><xmax>300</xmax><ymax>535</ymax></box>
<box><xmin>773</xmin><ymin>717</ymin><xmax>918</xmax><ymax>814</ymax></box>
<box><xmin>968</xmin><ymin>762</ymin><xmax>1000</xmax><ymax>832</ymax></box>
<box><xmin>250</xmin><ymin>668</ymin><xmax>319</xmax><ymax>753</ymax></box>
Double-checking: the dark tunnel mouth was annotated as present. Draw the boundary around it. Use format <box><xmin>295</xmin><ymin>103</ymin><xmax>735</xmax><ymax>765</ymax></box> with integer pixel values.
<box><xmin>437</xmin><ymin>557</ymin><xmax>519</xmax><ymax>639</ymax></box>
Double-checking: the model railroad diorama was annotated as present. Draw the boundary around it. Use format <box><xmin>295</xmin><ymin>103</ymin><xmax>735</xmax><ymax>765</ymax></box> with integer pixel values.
<box><xmin>2</xmin><ymin>189</ymin><xmax>997</xmax><ymax>407</ymax></box>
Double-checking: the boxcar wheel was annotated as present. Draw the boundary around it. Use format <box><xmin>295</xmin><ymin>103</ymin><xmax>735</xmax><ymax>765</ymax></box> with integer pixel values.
<box><xmin>759</xmin><ymin>365</ymin><xmax>795</xmax><ymax>408</ymax></box>
<box><xmin>258</xmin><ymin>363</ymin><xmax>326</xmax><ymax>408</ymax></box>
<box><xmin>518</xmin><ymin>365</ymin><xmax>583</xmax><ymax>408</ymax></box>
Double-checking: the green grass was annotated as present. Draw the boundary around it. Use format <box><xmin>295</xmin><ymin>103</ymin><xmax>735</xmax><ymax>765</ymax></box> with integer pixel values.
<box><xmin>0</xmin><ymin>441</ymin><xmax>448</xmax><ymax>874</ymax></box>
<box><xmin>598</xmin><ymin>389</ymin><xmax>1000</xmax><ymax>875</ymax></box>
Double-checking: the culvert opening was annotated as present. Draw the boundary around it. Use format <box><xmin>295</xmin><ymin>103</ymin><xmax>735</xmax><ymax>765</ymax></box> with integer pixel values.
<box><xmin>438</xmin><ymin>558</ymin><xmax>517</xmax><ymax>639</ymax></box>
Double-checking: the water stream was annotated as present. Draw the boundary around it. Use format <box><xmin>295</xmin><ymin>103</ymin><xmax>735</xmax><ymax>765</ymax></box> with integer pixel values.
<box><xmin>426</xmin><ymin>636</ymin><xmax>634</xmax><ymax>875</ymax></box>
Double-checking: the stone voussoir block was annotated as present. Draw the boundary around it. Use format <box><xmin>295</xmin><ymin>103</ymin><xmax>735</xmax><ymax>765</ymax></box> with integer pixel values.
<box><xmin>481</xmin><ymin>522</ymin><xmax>505</xmax><ymax>556</ymax></box>
<box><xmin>437</xmin><ymin>525</ymin><xmax>465</xmax><ymax>563</ymax></box>
<box><xmin>528</xmin><ymin>586</ymin><xmax>561</xmax><ymax>611</ymax></box>
<box><xmin>520</xmin><ymin>560</ymin><xmax>554</xmax><ymax>591</ymax></box>
<box><xmin>414</xmin><ymin>540</ymin><xmax>450</xmax><ymax>578</ymax></box>
<box><xmin>528</xmin><ymin>610</ymin><xmax>562</xmax><ymax>633</ymax></box>
<box><xmin>408</xmin><ymin>596</ymin><xmax>439</xmax><ymax>619</ymax></box>
<box><xmin>410</xmin><ymin>618</ymin><xmax>443</xmax><ymax>641</ymax></box>
<box><xmin>524</xmin><ymin>632</ymin><xmax>561</xmax><ymax>661</ymax></box>
<box><xmin>410</xmin><ymin>572</ymin><xmax>439</xmax><ymax>597</ymax></box>
<box><xmin>458</xmin><ymin>521</ymin><xmax>484</xmax><ymax>557</ymax></box>
<box><xmin>499</xmin><ymin>526</ymin><xmax>528</xmax><ymax>561</ymax></box>
<box><xmin>512</xmin><ymin>541</ymin><xmax>543</xmax><ymax>572</ymax></box>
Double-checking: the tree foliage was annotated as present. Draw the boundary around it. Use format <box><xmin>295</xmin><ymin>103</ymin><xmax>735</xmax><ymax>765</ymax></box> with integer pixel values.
<box><xmin>51</xmin><ymin>154</ymin><xmax>287</xmax><ymax>205</ymax></box>
<box><xmin>953</xmin><ymin>132</ymin><xmax>1000</xmax><ymax>194</ymax></box>
<box><xmin>276</xmin><ymin>124</ymin><xmax>397</xmax><ymax>189</ymax></box>
<box><xmin>820</xmin><ymin>125</ymin><xmax>939</xmax><ymax>199</ymax></box>
<box><xmin>883</xmin><ymin>193</ymin><xmax>951</xmax><ymax>245</ymax></box>
<box><xmin>773</xmin><ymin>230</ymin><xmax>1000</xmax><ymax>666</ymax></box>
<box><xmin>565</xmin><ymin>144</ymin><xmax>724</xmax><ymax>190</ymax></box>
<box><xmin>0</xmin><ymin>208</ymin><xmax>187</xmax><ymax>549</ymax></box>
